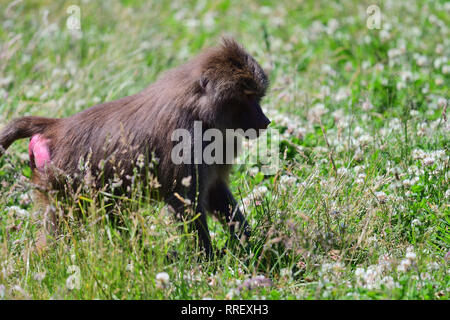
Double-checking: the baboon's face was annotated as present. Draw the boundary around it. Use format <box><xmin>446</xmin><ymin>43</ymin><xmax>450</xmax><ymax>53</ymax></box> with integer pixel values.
<box><xmin>228</xmin><ymin>89</ymin><xmax>271</xmax><ymax>137</ymax></box>
<box><xmin>197</xmin><ymin>38</ymin><xmax>270</xmax><ymax>137</ymax></box>
<box><xmin>206</xmin><ymin>87</ymin><xmax>270</xmax><ymax>138</ymax></box>
<box><xmin>204</xmin><ymin>70</ymin><xmax>271</xmax><ymax>138</ymax></box>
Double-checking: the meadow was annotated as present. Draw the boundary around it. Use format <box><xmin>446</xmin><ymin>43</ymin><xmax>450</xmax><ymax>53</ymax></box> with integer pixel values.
<box><xmin>0</xmin><ymin>0</ymin><xmax>448</xmax><ymax>299</ymax></box>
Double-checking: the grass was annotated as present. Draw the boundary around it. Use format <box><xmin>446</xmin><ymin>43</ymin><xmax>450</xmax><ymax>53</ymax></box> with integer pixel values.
<box><xmin>0</xmin><ymin>0</ymin><xmax>449</xmax><ymax>299</ymax></box>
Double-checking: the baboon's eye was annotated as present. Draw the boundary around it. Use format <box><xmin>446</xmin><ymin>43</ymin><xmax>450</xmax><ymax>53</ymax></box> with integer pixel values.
<box><xmin>244</xmin><ymin>89</ymin><xmax>257</xmax><ymax>96</ymax></box>
<box><xmin>244</xmin><ymin>89</ymin><xmax>262</xmax><ymax>104</ymax></box>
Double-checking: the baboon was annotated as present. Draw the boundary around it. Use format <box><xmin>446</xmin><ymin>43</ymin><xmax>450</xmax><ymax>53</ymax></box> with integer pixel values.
<box><xmin>0</xmin><ymin>37</ymin><xmax>270</xmax><ymax>256</ymax></box>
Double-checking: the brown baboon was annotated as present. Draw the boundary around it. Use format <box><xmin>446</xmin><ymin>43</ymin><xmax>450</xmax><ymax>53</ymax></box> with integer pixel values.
<box><xmin>0</xmin><ymin>37</ymin><xmax>270</xmax><ymax>256</ymax></box>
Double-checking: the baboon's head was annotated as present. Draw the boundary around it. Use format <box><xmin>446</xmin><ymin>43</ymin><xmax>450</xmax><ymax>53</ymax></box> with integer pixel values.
<box><xmin>197</xmin><ymin>37</ymin><xmax>271</xmax><ymax>136</ymax></box>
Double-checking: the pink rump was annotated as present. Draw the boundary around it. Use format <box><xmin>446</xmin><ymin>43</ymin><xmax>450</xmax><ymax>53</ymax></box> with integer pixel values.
<box><xmin>29</xmin><ymin>134</ymin><xmax>51</xmax><ymax>171</ymax></box>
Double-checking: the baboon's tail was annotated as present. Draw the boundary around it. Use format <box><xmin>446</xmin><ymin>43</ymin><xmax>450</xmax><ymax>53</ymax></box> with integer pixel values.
<box><xmin>0</xmin><ymin>116</ymin><xmax>58</xmax><ymax>157</ymax></box>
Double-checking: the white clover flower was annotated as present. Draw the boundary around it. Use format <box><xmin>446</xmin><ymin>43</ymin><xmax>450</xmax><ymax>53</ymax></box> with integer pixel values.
<box><xmin>307</xmin><ymin>103</ymin><xmax>327</xmax><ymax>122</ymax></box>
<box><xmin>19</xmin><ymin>193</ymin><xmax>32</xmax><ymax>206</ymax></box>
<box><xmin>445</xmin><ymin>189</ymin><xmax>450</xmax><ymax>199</ymax></box>
<box><xmin>437</xmin><ymin>97</ymin><xmax>447</xmax><ymax>108</ymax></box>
<box><xmin>422</xmin><ymin>156</ymin><xmax>435</xmax><ymax>166</ymax></box>
<box><xmin>335</xmin><ymin>87</ymin><xmax>350</xmax><ymax>102</ymax></box>
<box><xmin>355</xmin><ymin>268</ymin><xmax>365</xmax><ymax>278</ymax></box>
<box><xmin>331</xmin><ymin>108</ymin><xmax>345</xmax><ymax>122</ymax></box>
<box><xmin>381</xmin><ymin>276</ymin><xmax>399</xmax><ymax>290</ymax></box>
<box><xmin>322</xmin><ymin>64</ymin><xmax>337</xmax><ymax>76</ymax></box>
<box><xmin>202</xmin><ymin>12</ymin><xmax>216</xmax><ymax>28</ymax></box>
<box><xmin>244</xmin><ymin>167</ymin><xmax>257</xmax><ymax>177</ymax></box>
<box><xmin>225</xmin><ymin>289</ymin><xmax>237</xmax><ymax>300</ymax></box>
<box><xmin>362</xmin><ymin>99</ymin><xmax>373</xmax><ymax>111</ymax></box>
<box><xmin>239</xmin><ymin>197</ymin><xmax>252</xmax><ymax>212</ymax></box>
<box><xmin>326</xmin><ymin>18</ymin><xmax>339</xmax><ymax>35</ymax></box>
<box><xmin>417</xmin><ymin>122</ymin><xmax>427</xmax><ymax>136</ymax></box>
<box><xmin>280</xmin><ymin>268</ymin><xmax>292</xmax><ymax>279</ymax></box>
<box><xmin>353</xmin><ymin>126</ymin><xmax>363</xmax><ymax>137</ymax></box>
<box><xmin>0</xmin><ymin>76</ymin><xmax>13</xmax><ymax>87</ymax></box>
<box><xmin>379</xmin><ymin>29</ymin><xmax>390</xmax><ymax>41</ymax></box>
<box><xmin>396</xmin><ymin>81</ymin><xmax>406</xmax><ymax>90</ymax></box>
<box><xmin>75</xmin><ymin>99</ymin><xmax>86</xmax><ymax>109</ymax></box>
<box><xmin>344</xmin><ymin>61</ymin><xmax>353</xmax><ymax>72</ymax></box>
<box><xmin>375</xmin><ymin>191</ymin><xmax>387</xmax><ymax>203</ymax></box>
<box><xmin>427</xmin><ymin>262</ymin><xmax>440</xmax><ymax>271</ymax></box>
<box><xmin>412</xmin><ymin>149</ymin><xmax>425</xmax><ymax>160</ymax></box>
<box><xmin>357</xmin><ymin>172</ymin><xmax>367</xmax><ymax>179</ymax></box>
<box><xmin>155</xmin><ymin>272</ymin><xmax>170</xmax><ymax>288</ymax></box>
<box><xmin>400</xmin><ymin>70</ymin><xmax>413</xmax><ymax>82</ymax></box>
<box><xmin>406</xmin><ymin>251</ymin><xmax>417</xmax><ymax>261</ymax></box>
<box><xmin>353</xmin><ymin>148</ymin><xmax>364</xmax><ymax>162</ymax></box>
<box><xmin>254</xmin><ymin>186</ymin><xmax>268</xmax><ymax>199</ymax></box>
<box><xmin>332</xmin><ymin>262</ymin><xmax>344</xmax><ymax>273</ymax></box>
<box><xmin>415</xmin><ymin>54</ymin><xmax>427</xmax><ymax>67</ymax></box>
<box><xmin>279</xmin><ymin>175</ymin><xmax>297</xmax><ymax>192</ymax></box>
<box><xmin>402</xmin><ymin>179</ymin><xmax>412</xmax><ymax>188</ymax></box>
<box><xmin>378</xmin><ymin>254</ymin><xmax>392</xmax><ymax>270</ymax></box>
<box><xmin>8</xmin><ymin>206</ymin><xmax>29</xmax><ymax>218</ymax></box>
<box><xmin>388</xmin><ymin>118</ymin><xmax>402</xmax><ymax>131</ymax></box>
<box><xmin>33</xmin><ymin>271</ymin><xmax>46</xmax><ymax>283</ymax></box>
<box><xmin>388</xmin><ymin>48</ymin><xmax>401</xmax><ymax>59</ymax></box>
<box><xmin>410</xmin><ymin>110</ymin><xmax>419</xmax><ymax>116</ymax></box>
<box><xmin>321</xmin><ymin>263</ymin><xmax>332</xmax><ymax>273</ymax></box>
<box><xmin>181</xmin><ymin>176</ymin><xmax>192</xmax><ymax>187</ymax></box>
<box><xmin>362</xmin><ymin>60</ymin><xmax>371</xmax><ymax>69</ymax></box>
<box><xmin>433</xmin><ymin>150</ymin><xmax>446</xmax><ymax>160</ymax></box>
<box><xmin>363</xmin><ymin>267</ymin><xmax>378</xmax><ymax>289</ymax></box>
<box><xmin>442</xmin><ymin>65</ymin><xmax>450</xmax><ymax>75</ymax></box>
<box><xmin>397</xmin><ymin>259</ymin><xmax>411</xmax><ymax>272</ymax></box>
<box><xmin>12</xmin><ymin>285</ymin><xmax>27</xmax><ymax>297</ymax></box>
<box><xmin>358</xmin><ymin>134</ymin><xmax>372</xmax><ymax>146</ymax></box>
<box><xmin>411</xmin><ymin>176</ymin><xmax>420</xmax><ymax>185</ymax></box>
<box><xmin>420</xmin><ymin>272</ymin><xmax>431</xmax><ymax>281</ymax></box>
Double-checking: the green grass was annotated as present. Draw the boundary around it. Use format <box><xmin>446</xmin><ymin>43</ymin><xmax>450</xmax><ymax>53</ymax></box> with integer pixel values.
<box><xmin>0</xmin><ymin>0</ymin><xmax>448</xmax><ymax>299</ymax></box>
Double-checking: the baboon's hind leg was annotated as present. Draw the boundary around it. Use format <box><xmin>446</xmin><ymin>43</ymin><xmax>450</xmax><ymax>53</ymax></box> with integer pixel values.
<box><xmin>31</xmin><ymin>170</ymin><xmax>57</xmax><ymax>251</ymax></box>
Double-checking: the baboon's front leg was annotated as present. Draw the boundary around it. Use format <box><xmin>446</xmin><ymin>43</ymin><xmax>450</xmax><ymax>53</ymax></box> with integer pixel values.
<box><xmin>207</xmin><ymin>180</ymin><xmax>251</xmax><ymax>244</ymax></box>
<box><xmin>167</xmin><ymin>194</ymin><xmax>213</xmax><ymax>257</ymax></box>
<box><xmin>193</xmin><ymin>204</ymin><xmax>213</xmax><ymax>257</ymax></box>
